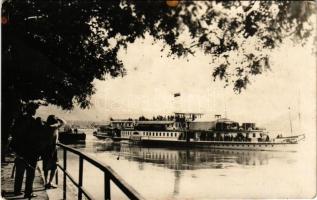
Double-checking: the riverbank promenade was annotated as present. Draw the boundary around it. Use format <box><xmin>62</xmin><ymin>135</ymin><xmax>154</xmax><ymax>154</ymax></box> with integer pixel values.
<box><xmin>1</xmin><ymin>154</ymin><xmax>52</xmax><ymax>200</ymax></box>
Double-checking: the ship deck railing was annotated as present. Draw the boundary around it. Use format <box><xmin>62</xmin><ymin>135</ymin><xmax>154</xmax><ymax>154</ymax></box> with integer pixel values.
<box><xmin>56</xmin><ymin>143</ymin><xmax>144</xmax><ymax>200</ymax></box>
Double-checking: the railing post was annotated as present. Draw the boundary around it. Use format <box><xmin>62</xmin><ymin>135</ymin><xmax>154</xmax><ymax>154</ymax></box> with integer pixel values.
<box><xmin>104</xmin><ymin>172</ymin><xmax>111</xmax><ymax>200</ymax></box>
<box><xmin>78</xmin><ymin>157</ymin><xmax>83</xmax><ymax>200</ymax></box>
<box><xmin>63</xmin><ymin>148</ymin><xmax>67</xmax><ymax>200</ymax></box>
<box><xmin>55</xmin><ymin>169</ymin><xmax>58</xmax><ymax>185</ymax></box>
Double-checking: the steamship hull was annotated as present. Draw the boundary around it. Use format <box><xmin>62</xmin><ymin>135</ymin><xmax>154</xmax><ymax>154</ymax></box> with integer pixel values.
<box><xmin>138</xmin><ymin>139</ymin><xmax>300</xmax><ymax>152</ymax></box>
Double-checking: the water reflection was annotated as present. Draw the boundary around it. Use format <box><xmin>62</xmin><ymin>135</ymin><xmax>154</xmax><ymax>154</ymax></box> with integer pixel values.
<box><xmin>88</xmin><ymin>142</ymin><xmax>282</xmax><ymax>170</ymax></box>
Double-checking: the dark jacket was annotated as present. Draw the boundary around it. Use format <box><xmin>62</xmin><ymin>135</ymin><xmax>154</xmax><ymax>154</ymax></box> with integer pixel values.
<box><xmin>11</xmin><ymin>115</ymin><xmax>38</xmax><ymax>159</ymax></box>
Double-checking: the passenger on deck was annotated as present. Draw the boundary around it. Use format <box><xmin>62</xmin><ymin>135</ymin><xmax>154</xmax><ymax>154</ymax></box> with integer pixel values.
<box><xmin>266</xmin><ymin>135</ymin><xmax>270</xmax><ymax>142</ymax></box>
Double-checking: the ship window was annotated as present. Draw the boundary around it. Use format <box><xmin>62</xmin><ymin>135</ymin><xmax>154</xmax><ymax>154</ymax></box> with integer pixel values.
<box><xmin>159</xmin><ymin>133</ymin><xmax>161</xmax><ymax>136</ymax></box>
<box><xmin>156</xmin><ymin>133</ymin><xmax>158</xmax><ymax>136</ymax></box>
<box><xmin>167</xmin><ymin>133</ymin><xmax>169</xmax><ymax>137</ymax></box>
<box><xmin>253</xmin><ymin>133</ymin><xmax>256</xmax><ymax>137</ymax></box>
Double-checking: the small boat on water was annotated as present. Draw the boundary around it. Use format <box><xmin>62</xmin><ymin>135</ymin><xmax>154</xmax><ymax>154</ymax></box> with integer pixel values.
<box><xmin>58</xmin><ymin>126</ymin><xmax>86</xmax><ymax>144</ymax></box>
<box><xmin>273</xmin><ymin>134</ymin><xmax>305</xmax><ymax>144</ymax></box>
<box><xmin>95</xmin><ymin>113</ymin><xmax>304</xmax><ymax>151</ymax></box>
<box><xmin>93</xmin><ymin>125</ymin><xmax>120</xmax><ymax>140</ymax></box>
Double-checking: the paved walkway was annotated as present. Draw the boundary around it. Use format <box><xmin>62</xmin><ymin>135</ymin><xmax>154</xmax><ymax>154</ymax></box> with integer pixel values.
<box><xmin>1</xmin><ymin>154</ymin><xmax>48</xmax><ymax>200</ymax></box>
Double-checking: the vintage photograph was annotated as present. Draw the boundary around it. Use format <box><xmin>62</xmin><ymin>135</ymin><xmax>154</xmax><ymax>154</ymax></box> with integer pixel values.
<box><xmin>1</xmin><ymin>0</ymin><xmax>316</xmax><ymax>199</ymax></box>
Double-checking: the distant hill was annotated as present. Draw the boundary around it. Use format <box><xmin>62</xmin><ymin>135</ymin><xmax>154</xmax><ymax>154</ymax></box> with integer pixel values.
<box><xmin>66</xmin><ymin>120</ymin><xmax>109</xmax><ymax>128</ymax></box>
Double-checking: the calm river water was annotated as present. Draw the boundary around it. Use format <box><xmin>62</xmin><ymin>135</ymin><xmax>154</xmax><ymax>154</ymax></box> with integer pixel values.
<box><xmin>60</xmin><ymin>130</ymin><xmax>315</xmax><ymax>199</ymax></box>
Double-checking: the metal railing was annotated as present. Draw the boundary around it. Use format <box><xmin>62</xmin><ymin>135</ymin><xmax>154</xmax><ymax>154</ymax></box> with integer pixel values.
<box><xmin>56</xmin><ymin>143</ymin><xmax>144</xmax><ymax>200</ymax></box>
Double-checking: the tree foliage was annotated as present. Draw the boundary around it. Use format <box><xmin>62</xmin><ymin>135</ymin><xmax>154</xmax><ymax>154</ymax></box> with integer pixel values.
<box><xmin>2</xmin><ymin>0</ymin><xmax>315</xmax><ymax>116</ymax></box>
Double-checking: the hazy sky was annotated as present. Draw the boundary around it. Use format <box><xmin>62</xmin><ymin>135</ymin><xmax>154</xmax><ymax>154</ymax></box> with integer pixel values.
<box><xmin>37</xmin><ymin>33</ymin><xmax>316</xmax><ymax>133</ymax></box>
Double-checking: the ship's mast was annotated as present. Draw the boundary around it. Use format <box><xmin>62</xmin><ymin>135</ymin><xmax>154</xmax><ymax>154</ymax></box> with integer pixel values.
<box><xmin>224</xmin><ymin>104</ymin><xmax>227</xmax><ymax>118</ymax></box>
<box><xmin>298</xmin><ymin>90</ymin><xmax>301</xmax><ymax>133</ymax></box>
<box><xmin>288</xmin><ymin>106</ymin><xmax>293</xmax><ymax>136</ymax></box>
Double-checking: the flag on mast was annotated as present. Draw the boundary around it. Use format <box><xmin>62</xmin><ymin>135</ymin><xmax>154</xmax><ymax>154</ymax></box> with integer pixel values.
<box><xmin>174</xmin><ymin>93</ymin><xmax>181</xmax><ymax>97</ymax></box>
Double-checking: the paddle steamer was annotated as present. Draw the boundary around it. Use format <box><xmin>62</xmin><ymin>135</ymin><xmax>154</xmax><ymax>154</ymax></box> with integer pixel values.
<box><xmin>94</xmin><ymin>113</ymin><xmax>304</xmax><ymax>151</ymax></box>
